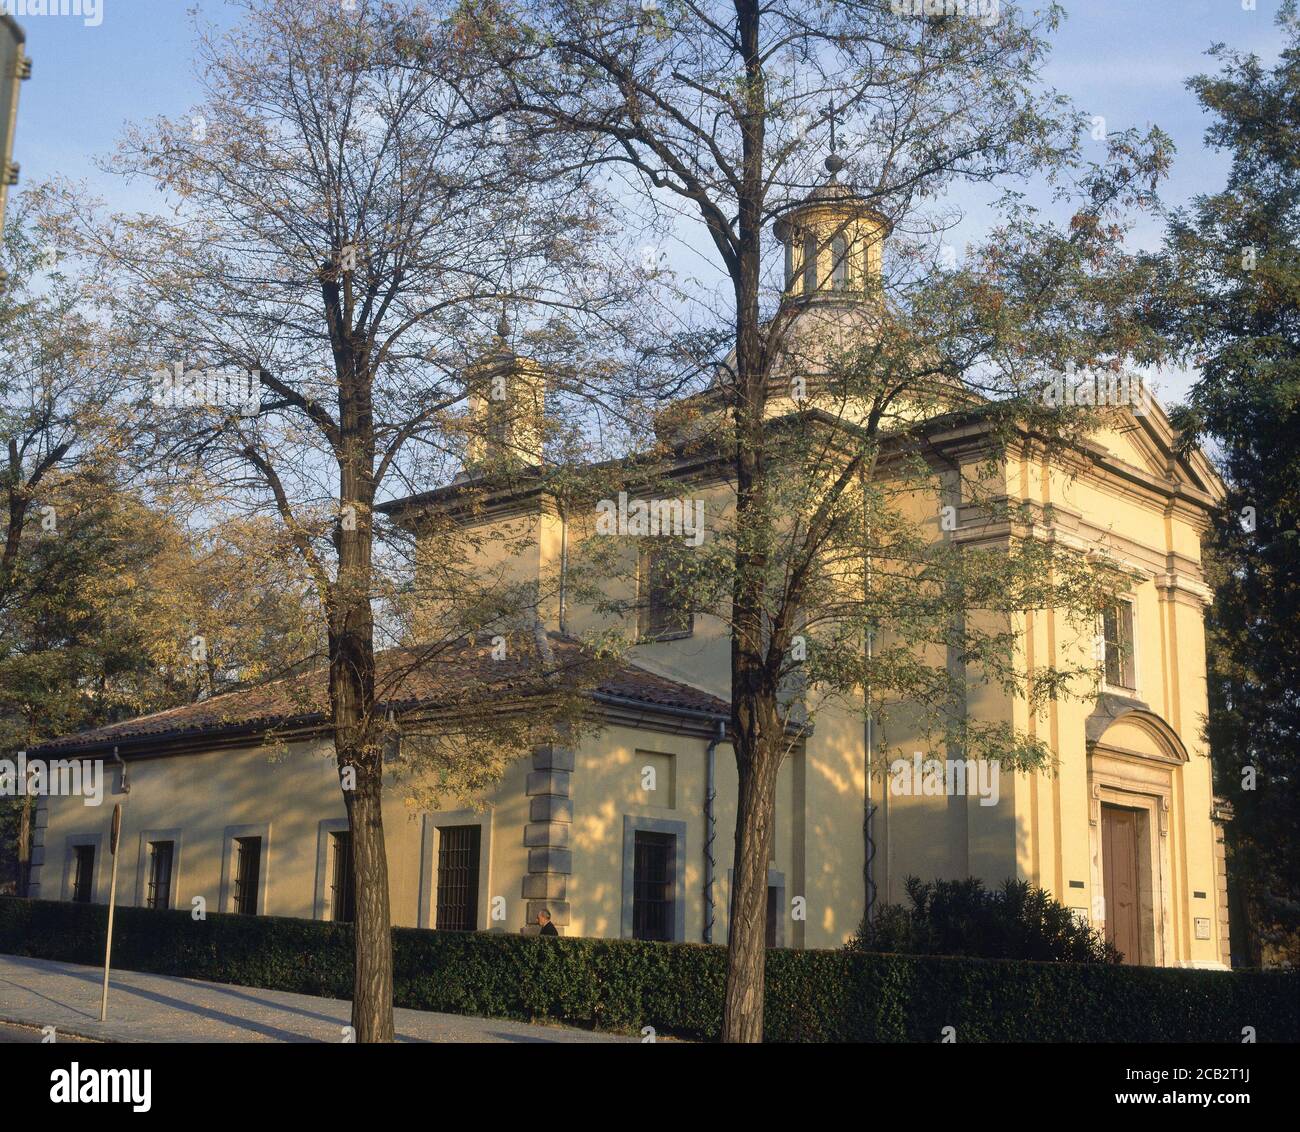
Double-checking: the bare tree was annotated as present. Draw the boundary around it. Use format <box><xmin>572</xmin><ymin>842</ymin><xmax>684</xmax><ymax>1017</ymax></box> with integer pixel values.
<box><xmin>0</xmin><ymin>196</ymin><xmax>133</xmax><ymax>605</ymax></box>
<box><xmin>47</xmin><ymin>0</ymin><xmax>638</xmax><ymax>1041</ymax></box>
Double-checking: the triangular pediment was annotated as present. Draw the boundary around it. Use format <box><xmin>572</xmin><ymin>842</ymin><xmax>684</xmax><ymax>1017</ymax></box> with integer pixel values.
<box><xmin>1086</xmin><ymin>395</ymin><xmax>1225</xmax><ymax>505</ymax></box>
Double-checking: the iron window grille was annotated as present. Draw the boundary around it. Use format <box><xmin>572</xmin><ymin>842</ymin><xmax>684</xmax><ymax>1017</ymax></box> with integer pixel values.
<box><xmin>632</xmin><ymin>830</ymin><xmax>675</xmax><ymax>941</ymax></box>
<box><xmin>1103</xmin><ymin>600</ymin><xmax>1137</xmax><ymax>690</ymax></box>
<box><xmin>638</xmin><ymin>544</ymin><xmax>693</xmax><ymax>641</ymax></box>
<box><xmin>147</xmin><ymin>840</ymin><xmax>174</xmax><ymax>910</ymax></box>
<box><xmin>72</xmin><ymin>844</ymin><xmax>94</xmax><ymax>903</ymax></box>
<box><xmin>435</xmin><ymin>825</ymin><xmax>481</xmax><ymax>932</ymax></box>
<box><xmin>233</xmin><ymin>836</ymin><xmax>262</xmax><ymax>915</ymax></box>
<box><xmin>330</xmin><ymin>830</ymin><xmax>355</xmax><ymax>923</ymax></box>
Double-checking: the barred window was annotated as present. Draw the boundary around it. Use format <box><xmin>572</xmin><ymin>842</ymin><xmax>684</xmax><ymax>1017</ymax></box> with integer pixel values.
<box><xmin>147</xmin><ymin>840</ymin><xmax>174</xmax><ymax>910</ymax></box>
<box><xmin>330</xmin><ymin>830</ymin><xmax>355</xmax><ymax>923</ymax></box>
<box><xmin>638</xmin><ymin>544</ymin><xmax>693</xmax><ymax>641</ymax></box>
<box><xmin>72</xmin><ymin>845</ymin><xmax>94</xmax><ymax>904</ymax></box>
<box><xmin>435</xmin><ymin>825</ymin><xmax>481</xmax><ymax>932</ymax></box>
<box><xmin>233</xmin><ymin>836</ymin><xmax>262</xmax><ymax>915</ymax></box>
<box><xmin>632</xmin><ymin>831</ymin><xmax>675</xmax><ymax>942</ymax></box>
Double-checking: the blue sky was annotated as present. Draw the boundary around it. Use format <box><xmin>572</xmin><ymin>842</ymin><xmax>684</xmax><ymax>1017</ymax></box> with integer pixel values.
<box><xmin>6</xmin><ymin>0</ymin><xmax>1290</xmax><ymax>402</ymax></box>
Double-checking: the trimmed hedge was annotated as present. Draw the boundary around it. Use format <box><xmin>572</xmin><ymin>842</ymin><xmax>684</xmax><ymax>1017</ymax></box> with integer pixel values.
<box><xmin>1</xmin><ymin>896</ymin><xmax>1295</xmax><ymax>1041</ymax></box>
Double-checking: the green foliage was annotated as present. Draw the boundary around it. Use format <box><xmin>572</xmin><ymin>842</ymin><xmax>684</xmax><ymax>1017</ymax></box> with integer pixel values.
<box><xmin>3</xmin><ymin>897</ymin><xmax>1294</xmax><ymax>1042</ymax></box>
<box><xmin>1146</xmin><ymin>8</ymin><xmax>1300</xmax><ymax>963</ymax></box>
<box><xmin>847</xmin><ymin>876</ymin><xmax>1119</xmax><ymax>964</ymax></box>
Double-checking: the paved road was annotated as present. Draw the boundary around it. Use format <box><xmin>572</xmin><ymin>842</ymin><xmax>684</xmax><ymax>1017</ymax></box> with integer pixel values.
<box><xmin>0</xmin><ymin>954</ymin><xmax>633</xmax><ymax>1043</ymax></box>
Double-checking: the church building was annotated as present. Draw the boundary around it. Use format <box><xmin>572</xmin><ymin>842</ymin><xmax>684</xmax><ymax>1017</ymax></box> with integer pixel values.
<box><xmin>28</xmin><ymin>161</ymin><xmax>1232</xmax><ymax>969</ymax></box>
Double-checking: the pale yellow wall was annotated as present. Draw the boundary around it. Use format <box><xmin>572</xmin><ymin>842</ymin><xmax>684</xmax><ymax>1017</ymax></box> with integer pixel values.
<box><xmin>33</xmin><ymin>740</ymin><xmax>536</xmax><ymax>934</ymax></box>
<box><xmin>413</xmin><ymin>507</ymin><xmax>545</xmax><ymax>640</ymax></box>
<box><xmin>1002</xmin><ymin>443</ymin><xmax>1225</xmax><ymax>967</ymax></box>
<box><xmin>571</xmin><ymin>724</ymin><xmax>712</xmax><ymax>940</ymax></box>
<box><xmin>568</xmin><ymin>722</ymin><xmax>816</xmax><ymax>945</ymax></box>
<box><xmin>556</xmin><ymin>476</ymin><xmax>735</xmax><ymax>699</ymax></box>
<box><xmin>482</xmin><ymin>414</ymin><xmax>1221</xmax><ymax>963</ymax></box>
<box><xmin>38</xmin><ymin>739</ymin><xmax>350</xmax><ymax>920</ymax></box>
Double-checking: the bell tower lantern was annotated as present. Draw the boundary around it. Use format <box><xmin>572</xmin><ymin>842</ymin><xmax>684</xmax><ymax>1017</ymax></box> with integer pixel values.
<box><xmin>773</xmin><ymin>153</ymin><xmax>890</xmax><ymax>302</ymax></box>
<box><xmin>466</xmin><ymin>310</ymin><xmax>546</xmax><ymax>468</ymax></box>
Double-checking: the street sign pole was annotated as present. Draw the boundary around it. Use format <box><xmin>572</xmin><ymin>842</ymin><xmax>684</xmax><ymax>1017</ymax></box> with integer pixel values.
<box><xmin>99</xmin><ymin>802</ymin><xmax>122</xmax><ymax>1023</ymax></box>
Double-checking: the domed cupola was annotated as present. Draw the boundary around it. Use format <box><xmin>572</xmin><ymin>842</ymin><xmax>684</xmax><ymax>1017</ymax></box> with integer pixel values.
<box><xmin>773</xmin><ymin>153</ymin><xmax>891</xmax><ymax>303</ymax></box>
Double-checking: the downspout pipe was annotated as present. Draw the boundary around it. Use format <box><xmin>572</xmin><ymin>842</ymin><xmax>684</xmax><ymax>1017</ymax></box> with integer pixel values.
<box><xmin>704</xmin><ymin>719</ymin><xmax>724</xmax><ymax>943</ymax></box>
<box><xmin>558</xmin><ymin>497</ymin><xmax>569</xmax><ymax>636</ymax></box>
<box><xmin>111</xmin><ymin>745</ymin><xmax>129</xmax><ymax>794</ymax></box>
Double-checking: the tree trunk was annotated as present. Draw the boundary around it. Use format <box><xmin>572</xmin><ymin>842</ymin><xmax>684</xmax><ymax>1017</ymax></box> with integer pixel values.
<box><xmin>332</xmin><ymin>611</ymin><xmax>393</xmax><ymax>1042</ymax></box>
<box><xmin>722</xmin><ymin>738</ymin><xmax>781</xmax><ymax>1042</ymax></box>
<box><xmin>1</xmin><ymin>486</ymin><xmax>27</xmax><ymax>597</ymax></box>
<box><xmin>343</xmin><ymin>749</ymin><xmax>393</xmax><ymax>1042</ymax></box>
<box><xmin>331</xmin><ymin>344</ymin><xmax>393</xmax><ymax>1041</ymax></box>
<box><xmin>721</xmin><ymin>0</ymin><xmax>775</xmax><ymax>1042</ymax></box>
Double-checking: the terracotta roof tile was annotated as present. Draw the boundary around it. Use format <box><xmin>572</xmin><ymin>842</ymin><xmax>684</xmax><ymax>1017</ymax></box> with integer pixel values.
<box><xmin>30</xmin><ymin>636</ymin><xmax>728</xmax><ymax>756</ymax></box>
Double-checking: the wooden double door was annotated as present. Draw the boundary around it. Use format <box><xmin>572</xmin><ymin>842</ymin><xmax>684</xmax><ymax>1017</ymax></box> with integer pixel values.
<box><xmin>1101</xmin><ymin>804</ymin><xmax>1143</xmax><ymax>964</ymax></box>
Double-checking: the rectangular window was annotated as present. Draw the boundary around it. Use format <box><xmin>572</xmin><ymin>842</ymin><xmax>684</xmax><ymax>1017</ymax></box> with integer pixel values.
<box><xmin>638</xmin><ymin>545</ymin><xmax>693</xmax><ymax>641</ymax></box>
<box><xmin>233</xmin><ymin>836</ymin><xmax>262</xmax><ymax>915</ymax></box>
<box><xmin>435</xmin><ymin>825</ymin><xmax>481</xmax><ymax>932</ymax></box>
<box><xmin>72</xmin><ymin>845</ymin><xmax>94</xmax><ymax>904</ymax></box>
<box><xmin>766</xmin><ymin>885</ymin><xmax>779</xmax><ymax>948</ymax></box>
<box><xmin>831</xmin><ymin>234</ymin><xmax>848</xmax><ymax>290</ymax></box>
<box><xmin>1103</xmin><ymin>601</ymin><xmax>1136</xmax><ymax>690</ymax></box>
<box><xmin>330</xmin><ymin>830</ymin><xmax>355</xmax><ymax>923</ymax></box>
<box><xmin>486</xmin><ymin>396</ymin><xmax>509</xmax><ymax>449</ymax></box>
<box><xmin>803</xmin><ymin>232</ymin><xmax>818</xmax><ymax>294</ymax></box>
<box><xmin>146</xmin><ymin>840</ymin><xmax>174</xmax><ymax>910</ymax></box>
<box><xmin>632</xmin><ymin>831</ymin><xmax>675</xmax><ymax>941</ymax></box>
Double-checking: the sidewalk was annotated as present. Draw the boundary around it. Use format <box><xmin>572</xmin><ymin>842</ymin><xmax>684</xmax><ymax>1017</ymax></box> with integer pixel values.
<box><xmin>0</xmin><ymin>954</ymin><xmax>632</xmax><ymax>1043</ymax></box>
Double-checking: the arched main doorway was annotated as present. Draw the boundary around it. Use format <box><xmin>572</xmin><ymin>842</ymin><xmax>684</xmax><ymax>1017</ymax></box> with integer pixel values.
<box><xmin>1086</xmin><ymin>700</ymin><xmax>1189</xmax><ymax>966</ymax></box>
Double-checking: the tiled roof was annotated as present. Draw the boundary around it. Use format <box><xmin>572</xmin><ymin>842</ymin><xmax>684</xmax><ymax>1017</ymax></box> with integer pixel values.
<box><xmin>30</xmin><ymin>636</ymin><xmax>728</xmax><ymax>756</ymax></box>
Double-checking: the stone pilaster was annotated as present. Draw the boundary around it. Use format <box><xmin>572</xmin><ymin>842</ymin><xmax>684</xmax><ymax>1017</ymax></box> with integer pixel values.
<box><xmin>1212</xmin><ymin>798</ymin><xmax>1233</xmax><ymax>967</ymax></box>
<box><xmin>26</xmin><ymin>795</ymin><xmax>47</xmax><ymax>899</ymax></box>
<box><xmin>523</xmin><ymin>743</ymin><xmax>574</xmax><ymax>930</ymax></box>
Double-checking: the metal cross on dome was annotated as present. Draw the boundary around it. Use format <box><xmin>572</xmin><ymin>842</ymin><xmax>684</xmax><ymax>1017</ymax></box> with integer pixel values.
<box><xmin>824</xmin><ymin>99</ymin><xmax>842</xmax><ymax>153</ymax></box>
<box><xmin>823</xmin><ymin>99</ymin><xmax>847</xmax><ymax>179</ymax></box>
